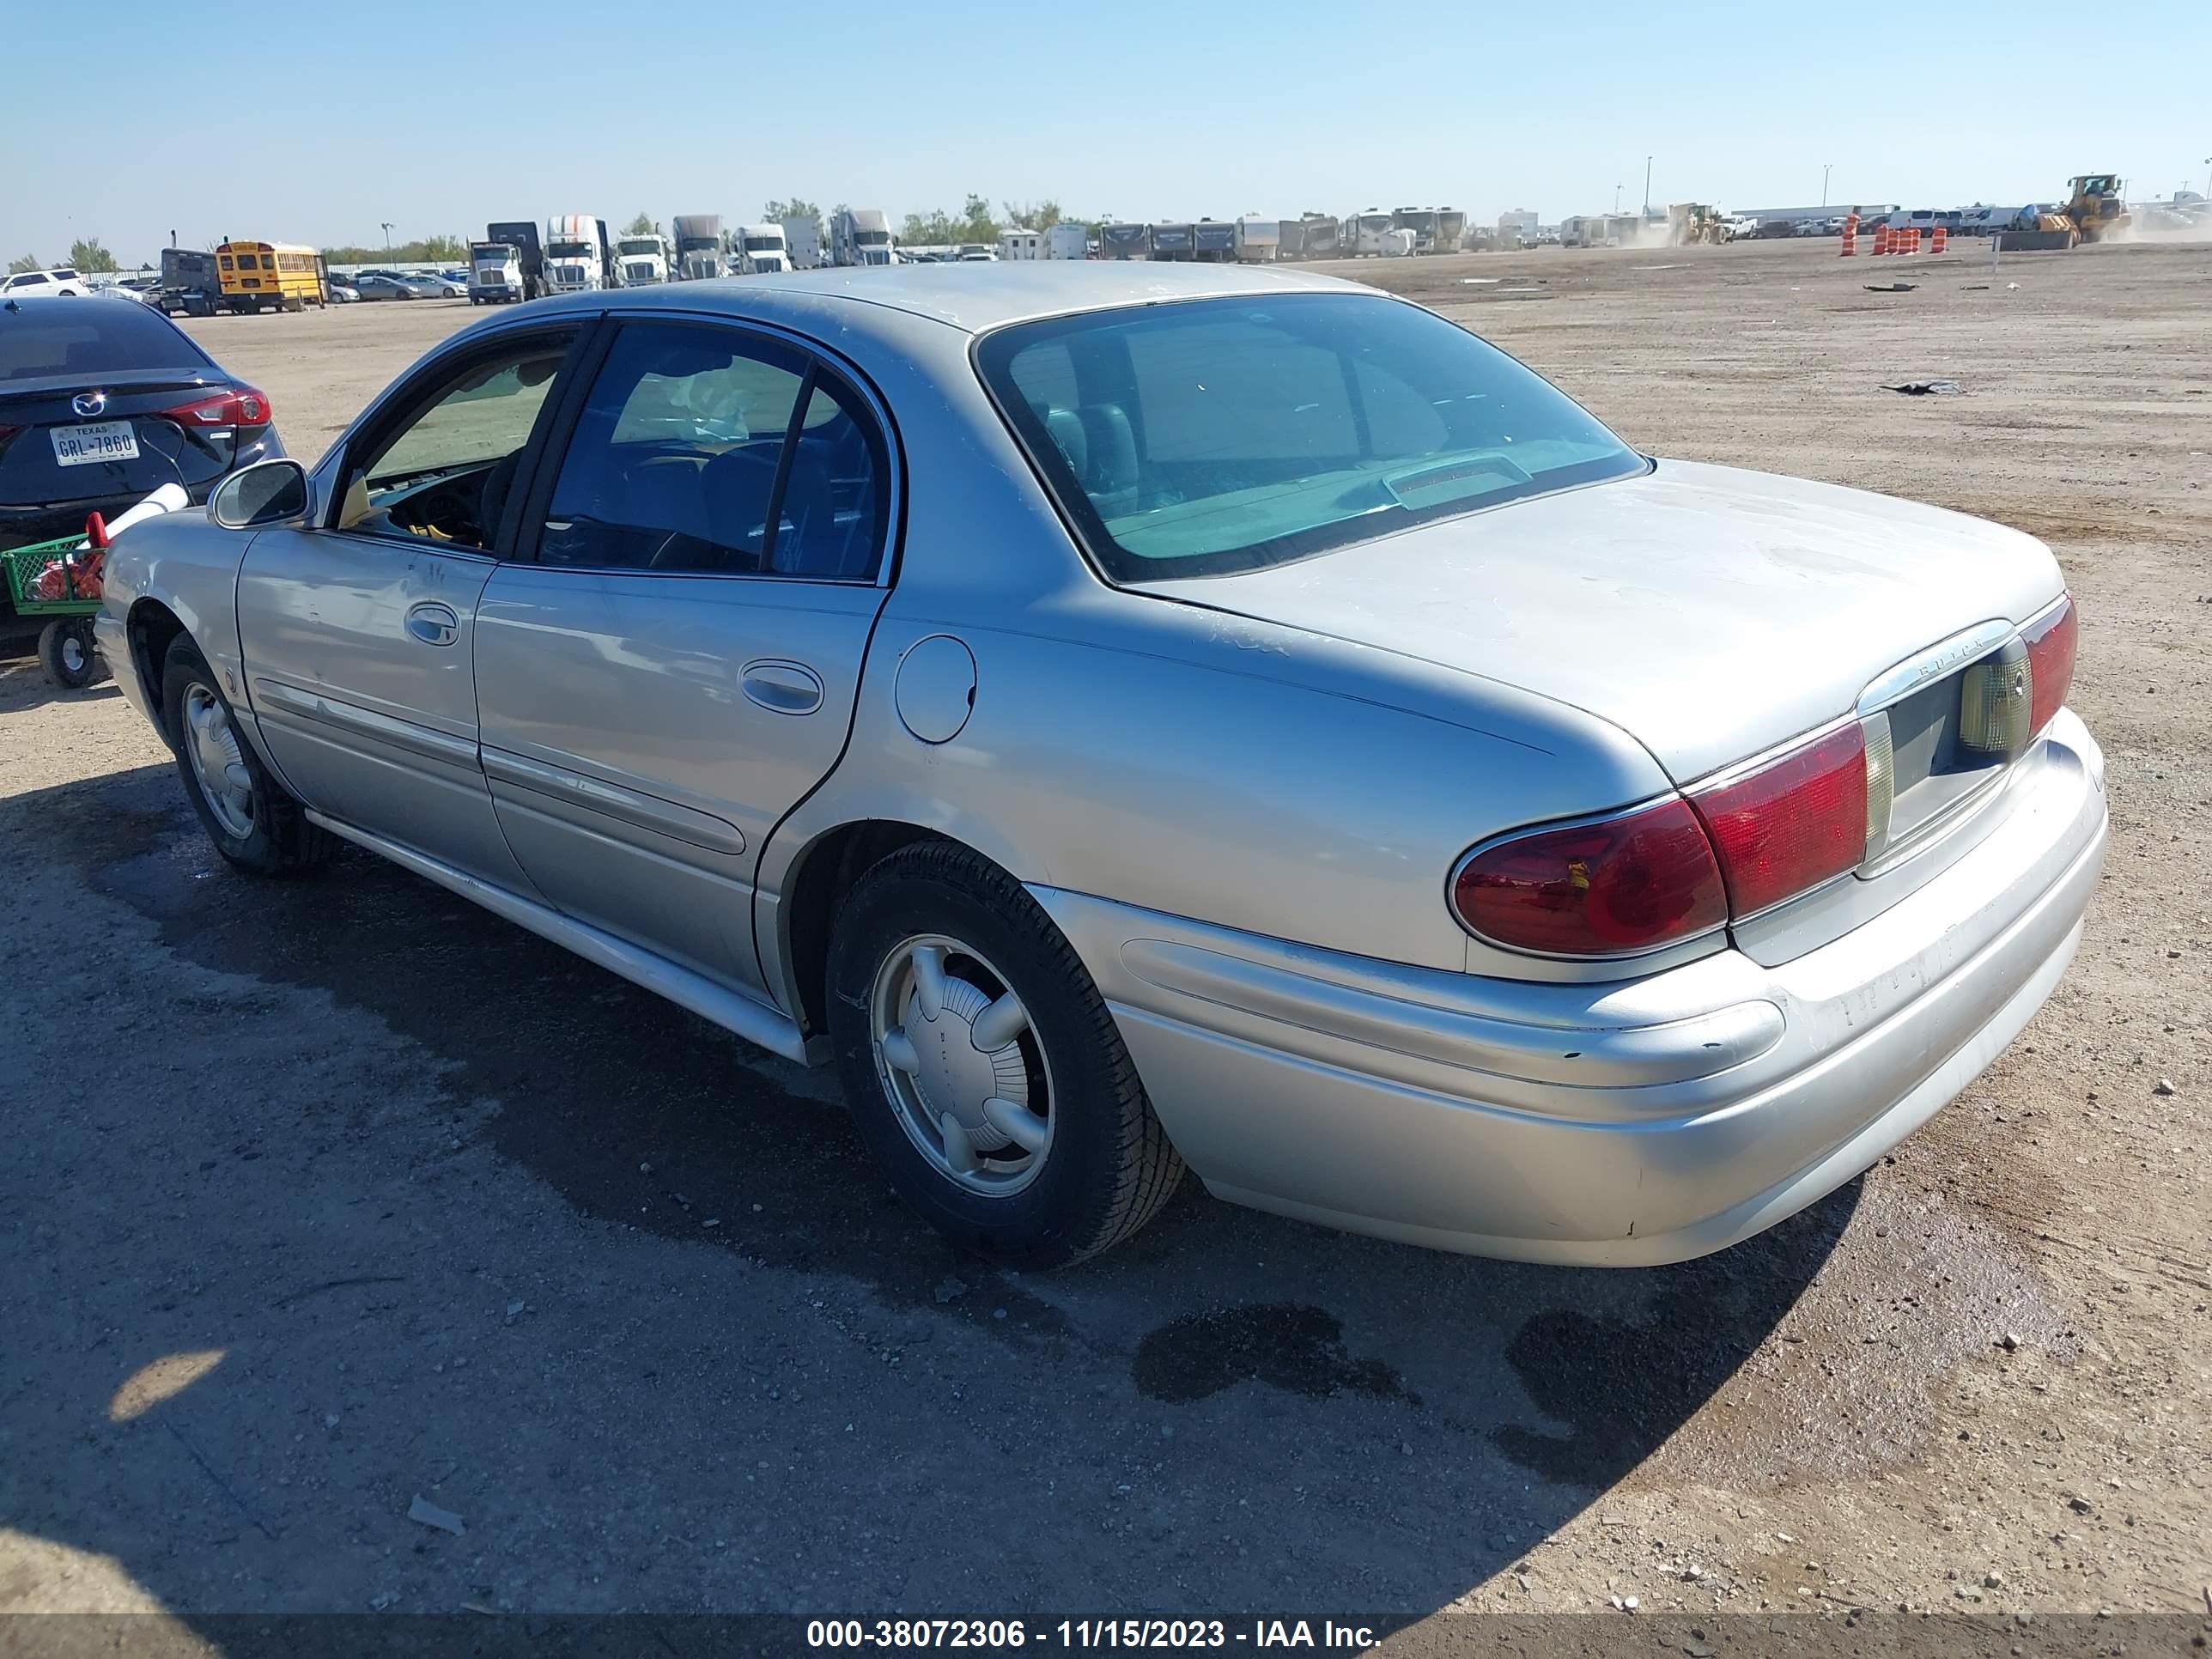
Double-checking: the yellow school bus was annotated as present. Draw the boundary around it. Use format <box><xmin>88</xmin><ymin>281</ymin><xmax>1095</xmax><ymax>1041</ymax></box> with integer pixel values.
<box><xmin>214</xmin><ymin>241</ymin><xmax>327</xmax><ymax>313</ymax></box>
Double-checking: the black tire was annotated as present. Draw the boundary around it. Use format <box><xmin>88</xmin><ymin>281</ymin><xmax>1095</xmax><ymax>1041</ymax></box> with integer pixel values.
<box><xmin>161</xmin><ymin>641</ymin><xmax>336</xmax><ymax>876</ymax></box>
<box><xmin>827</xmin><ymin>841</ymin><xmax>1184</xmax><ymax>1268</ymax></box>
<box><xmin>37</xmin><ymin>619</ymin><xmax>98</xmax><ymax>689</ymax></box>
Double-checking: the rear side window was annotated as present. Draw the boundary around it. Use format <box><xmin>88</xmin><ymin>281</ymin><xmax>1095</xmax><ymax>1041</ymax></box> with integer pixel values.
<box><xmin>978</xmin><ymin>292</ymin><xmax>1647</xmax><ymax>580</ymax></box>
<box><xmin>0</xmin><ymin>304</ymin><xmax>210</xmax><ymax>381</ymax></box>
<box><xmin>536</xmin><ymin>321</ymin><xmax>886</xmax><ymax>580</ymax></box>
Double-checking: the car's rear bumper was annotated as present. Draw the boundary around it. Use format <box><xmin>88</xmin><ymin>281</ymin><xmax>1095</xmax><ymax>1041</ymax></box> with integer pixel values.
<box><xmin>1034</xmin><ymin>710</ymin><xmax>2106</xmax><ymax>1265</ymax></box>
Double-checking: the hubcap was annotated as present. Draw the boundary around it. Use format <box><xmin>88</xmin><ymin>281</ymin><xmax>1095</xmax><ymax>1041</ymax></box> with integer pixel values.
<box><xmin>60</xmin><ymin>635</ymin><xmax>87</xmax><ymax>675</ymax></box>
<box><xmin>870</xmin><ymin>934</ymin><xmax>1053</xmax><ymax>1197</ymax></box>
<box><xmin>182</xmin><ymin>684</ymin><xmax>255</xmax><ymax>841</ymax></box>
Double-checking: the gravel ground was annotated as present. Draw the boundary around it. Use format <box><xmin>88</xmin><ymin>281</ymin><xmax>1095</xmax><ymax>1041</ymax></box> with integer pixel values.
<box><xmin>2</xmin><ymin>240</ymin><xmax>2207</xmax><ymax>1644</ymax></box>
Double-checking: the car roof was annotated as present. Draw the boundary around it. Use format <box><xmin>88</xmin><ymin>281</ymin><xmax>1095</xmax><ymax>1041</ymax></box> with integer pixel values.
<box><xmin>519</xmin><ymin>260</ymin><xmax>1361</xmax><ymax>337</ymax></box>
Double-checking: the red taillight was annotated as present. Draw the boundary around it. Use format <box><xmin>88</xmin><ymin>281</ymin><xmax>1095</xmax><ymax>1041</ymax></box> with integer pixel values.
<box><xmin>1452</xmin><ymin>797</ymin><xmax>1728</xmax><ymax>956</ymax></box>
<box><xmin>2023</xmin><ymin>593</ymin><xmax>2076</xmax><ymax>736</ymax></box>
<box><xmin>1690</xmin><ymin>724</ymin><xmax>1868</xmax><ymax>919</ymax></box>
<box><xmin>159</xmin><ymin>386</ymin><xmax>270</xmax><ymax>428</ymax></box>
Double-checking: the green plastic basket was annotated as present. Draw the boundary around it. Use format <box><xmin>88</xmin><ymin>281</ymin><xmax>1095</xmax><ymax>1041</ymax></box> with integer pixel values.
<box><xmin>3</xmin><ymin>532</ymin><xmax>103</xmax><ymax>617</ymax></box>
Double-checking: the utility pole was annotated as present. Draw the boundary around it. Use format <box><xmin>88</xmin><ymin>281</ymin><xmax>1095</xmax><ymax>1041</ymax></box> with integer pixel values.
<box><xmin>1823</xmin><ymin>163</ymin><xmax>1832</xmax><ymax>206</ymax></box>
<box><xmin>380</xmin><ymin>222</ymin><xmax>394</xmax><ymax>258</ymax></box>
<box><xmin>1643</xmin><ymin>155</ymin><xmax>1653</xmax><ymax>216</ymax></box>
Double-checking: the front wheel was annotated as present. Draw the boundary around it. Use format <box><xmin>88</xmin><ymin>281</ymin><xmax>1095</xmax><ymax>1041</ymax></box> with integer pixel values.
<box><xmin>828</xmin><ymin>842</ymin><xmax>1184</xmax><ymax>1267</ymax></box>
<box><xmin>37</xmin><ymin>618</ymin><xmax>99</xmax><ymax>689</ymax></box>
<box><xmin>161</xmin><ymin>641</ymin><xmax>336</xmax><ymax>876</ymax></box>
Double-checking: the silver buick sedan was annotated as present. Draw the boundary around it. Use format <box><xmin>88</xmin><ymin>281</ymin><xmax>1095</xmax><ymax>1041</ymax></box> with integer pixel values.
<box><xmin>94</xmin><ymin>264</ymin><xmax>2106</xmax><ymax>1268</ymax></box>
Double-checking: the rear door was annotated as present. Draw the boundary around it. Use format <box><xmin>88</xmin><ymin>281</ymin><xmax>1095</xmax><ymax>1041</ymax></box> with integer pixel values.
<box><xmin>235</xmin><ymin>322</ymin><xmax>588</xmax><ymax>888</ymax></box>
<box><xmin>473</xmin><ymin>314</ymin><xmax>896</xmax><ymax>994</ymax></box>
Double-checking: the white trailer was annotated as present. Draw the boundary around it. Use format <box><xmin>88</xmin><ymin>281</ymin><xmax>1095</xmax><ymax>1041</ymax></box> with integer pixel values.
<box><xmin>781</xmin><ymin>216</ymin><xmax>823</xmax><ymax>270</ymax></box>
<box><xmin>999</xmin><ymin>228</ymin><xmax>1044</xmax><ymax>260</ymax></box>
<box><xmin>1045</xmin><ymin>222</ymin><xmax>1089</xmax><ymax>259</ymax></box>
<box><xmin>1234</xmin><ymin>219</ymin><xmax>1279</xmax><ymax>263</ymax></box>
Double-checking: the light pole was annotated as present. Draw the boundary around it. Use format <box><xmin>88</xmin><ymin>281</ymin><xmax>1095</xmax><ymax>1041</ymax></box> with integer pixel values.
<box><xmin>1613</xmin><ymin>182</ymin><xmax>1623</xmax><ymax>214</ymax></box>
<box><xmin>1643</xmin><ymin>155</ymin><xmax>1653</xmax><ymax>216</ymax></box>
<box><xmin>380</xmin><ymin>222</ymin><xmax>393</xmax><ymax>258</ymax></box>
<box><xmin>1823</xmin><ymin>163</ymin><xmax>1832</xmax><ymax>207</ymax></box>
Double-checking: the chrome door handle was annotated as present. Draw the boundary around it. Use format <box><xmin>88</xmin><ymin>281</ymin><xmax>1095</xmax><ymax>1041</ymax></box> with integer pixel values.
<box><xmin>741</xmin><ymin>660</ymin><xmax>824</xmax><ymax>715</ymax></box>
<box><xmin>404</xmin><ymin>602</ymin><xmax>460</xmax><ymax>647</ymax></box>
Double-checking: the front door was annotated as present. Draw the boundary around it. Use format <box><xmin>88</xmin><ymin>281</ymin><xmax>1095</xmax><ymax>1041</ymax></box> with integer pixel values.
<box><xmin>236</xmin><ymin>325</ymin><xmax>585</xmax><ymax>888</ymax></box>
<box><xmin>473</xmin><ymin>316</ymin><xmax>895</xmax><ymax>994</ymax></box>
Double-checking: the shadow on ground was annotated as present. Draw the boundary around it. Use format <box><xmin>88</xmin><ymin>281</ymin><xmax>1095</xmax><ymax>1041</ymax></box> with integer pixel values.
<box><xmin>4</xmin><ymin>762</ymin><xmax>1882</xmax><ymax>1620</ymax></box>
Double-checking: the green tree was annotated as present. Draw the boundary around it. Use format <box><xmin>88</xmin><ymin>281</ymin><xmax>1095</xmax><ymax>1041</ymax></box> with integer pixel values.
<box><xmin>624</xmin><ymin>212</ymin><xmax>662</xmax><ymax>238</ymax></box>
<box><xmin>763</xmin><ymin>198</ymin><xmax>822</xmax><ymax>228</ymax></box>
<box><xmin>7</xmin><ymin>253</ymin><xmax>40</xmax><ymax>274</ymax></box>
<box><xmin>419</xmin><ymin>234</ymin><xmax>468</xmax><ymax>263</ymax></box>
<box><xmin>67</xmin><ymin>237</ymin><xmax>118</xmax><ymax>272</ymax></box>
<box><xmin>1001</xmin><ymin>200</ymin><xmax>1063</xmax><ymax>233</ymax></box>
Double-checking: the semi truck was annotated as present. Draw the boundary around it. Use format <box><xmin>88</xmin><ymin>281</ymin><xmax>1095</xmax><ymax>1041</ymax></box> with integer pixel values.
<box><xmin>831</xmin><ymin>208</ymin><xmax>894</xmax><ymax>266</ymax></box>
<box><xmin>484</xmin><ymin>222</ymin><xmax>547</xmax><ymax>297</ymax></box>
<box><xmin>615</xmin><ymin>232</ymin><xmax>671</xmax><ymax>285</ymax></box>
<box><xmin>544</xmin><ymin>216</ymin><xmax>617</xmax><ymax>292</ymax></box>
<box><xmin>468</xmin><ymin>241</ymin><xmax>526</xmax><ymax>303</ymax></box>
<box><xmin>153</xmin><ymin>246</ymin><xmax>222</xmax><ymax>316</ymax></box>
<box><xmin>735</xmin><ymin>224</ymin><xmax>790</xmax><ymax>274</ymax></box>
<box><xmin>672</xmin><ymin>215</ymin><xmax>726</xmax><ymax>280</ymax></box>
<box><xmin>781</xmin><ymin>216</ymin><xmax>823</xmax><ymax>270</ymax></box>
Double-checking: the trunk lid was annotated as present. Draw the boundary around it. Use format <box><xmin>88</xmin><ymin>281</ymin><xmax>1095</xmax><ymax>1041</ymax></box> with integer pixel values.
<box><xmin>0</xmin><ymin>375</ymin><xmax>249</xmax><ymax>505</ymax></box>
<box><xmin>1139</xmin><ymin>459</ymin><xmax>2063</xmax><ymax>783</ymax></box>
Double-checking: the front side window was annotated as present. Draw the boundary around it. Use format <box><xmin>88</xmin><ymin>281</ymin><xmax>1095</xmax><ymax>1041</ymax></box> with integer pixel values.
<box><xmin>978</xmin><ymin>293</ymin><xmax>1647</xmax><ymax>580</ymax></box>
<box><xmin>335</xmin><ymin>332</ymin><xmax>576</xmax><ymax>551</ymax></box>
<box><xmin>536</xmin><ymin>322</ymin><xmax>885</xmax><ymax>580</ymax></box>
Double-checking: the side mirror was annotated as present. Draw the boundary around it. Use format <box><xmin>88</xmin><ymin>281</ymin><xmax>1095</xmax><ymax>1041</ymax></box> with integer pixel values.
<box><xmin>210</xmin><ymin>459</ymin><xmax>311</xmax><ymax>530</ymax></box>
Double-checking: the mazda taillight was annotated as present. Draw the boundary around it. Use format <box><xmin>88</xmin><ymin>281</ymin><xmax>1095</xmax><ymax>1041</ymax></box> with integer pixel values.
<box><xmin>159</xmin><ymin>386</ymin><xmax>270</xmax><ymax>428</ymax></box>
<box><xmin>2023</xmin><ymin>593</ymin><xmax>2076</xmax><ymax>736</ymax></box>
<box><xmin>1451</xmin><ymin>798</ymin><xmax>1728</xmax><ymax>956</ymax></box>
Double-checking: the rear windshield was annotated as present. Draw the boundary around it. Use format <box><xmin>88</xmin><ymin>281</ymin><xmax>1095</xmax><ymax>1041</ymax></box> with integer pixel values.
<box><xmin>976</xmin><ymin>294</ymin><xmax>1647</xmax><ymax>580</ymax></box>
<box><xmin>0</xmin><ymin>302</ymin><xmax>210</xmax><ymax>383</ymax></box>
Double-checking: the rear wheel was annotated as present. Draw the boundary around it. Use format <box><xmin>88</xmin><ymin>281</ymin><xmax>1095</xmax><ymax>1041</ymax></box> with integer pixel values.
<box><xmin>161</xmin><ymin>641</ymin><xmax>335</xmax><ymax>875</ymax></box>
<box><xmin>828</xmin><ymin>842</ymin><xmax>1184</xmax><ymax>1267</ymax></box>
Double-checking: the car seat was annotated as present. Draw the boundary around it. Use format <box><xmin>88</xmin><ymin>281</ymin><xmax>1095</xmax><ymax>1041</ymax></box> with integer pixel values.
<box><xmin>1044</xmin><ymin>404</ymin><xmax>1139</xmax><ymax>517</ymax></box>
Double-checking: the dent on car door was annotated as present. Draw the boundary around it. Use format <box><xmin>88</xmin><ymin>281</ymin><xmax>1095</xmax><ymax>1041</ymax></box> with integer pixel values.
<box><xmin>234</xmin><ymin>327</ymin><xmax>584</xmax><ymax>888</ymax></box>
<box><xmin>473</xmin><ymin>318</ymin><xmax>895</xmax><ymax>995</ymax></box>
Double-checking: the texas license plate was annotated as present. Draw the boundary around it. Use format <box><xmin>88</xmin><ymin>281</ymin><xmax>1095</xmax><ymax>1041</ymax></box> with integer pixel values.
<box><xmin>52</xmin><ymin>421</ymin><xmax>139</xmax><ymax>466</ymax></box>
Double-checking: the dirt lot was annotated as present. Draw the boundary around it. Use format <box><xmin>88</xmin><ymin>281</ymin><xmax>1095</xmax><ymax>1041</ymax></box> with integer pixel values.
<box><xmin>3</xmin><ymin>240</ymin><xmax>2208</xmax><ymax>1645</ymax></box>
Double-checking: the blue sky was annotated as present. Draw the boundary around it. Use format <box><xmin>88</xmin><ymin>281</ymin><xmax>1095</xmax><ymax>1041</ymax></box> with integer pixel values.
<box><xmin>9</xmin><ymin>0</ymin><xmax>2209</xmax><ymax>264</ymax></box>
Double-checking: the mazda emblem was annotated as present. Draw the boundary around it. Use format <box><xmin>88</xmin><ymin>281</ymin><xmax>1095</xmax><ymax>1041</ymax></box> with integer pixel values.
<box><xmin>72</xmin><ymin>391</ymin><xmax>108</xmax><ymax>417</ymax></box>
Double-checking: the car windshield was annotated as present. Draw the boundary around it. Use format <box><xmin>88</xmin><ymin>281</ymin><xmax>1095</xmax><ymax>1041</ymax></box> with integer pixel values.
<box><xmin>977</xmin><ymin>293</ymin><xmax>1648</xmax><ymax>580</ymax></box>
<box><xmin>0</xmin><ymin>301</ymin><xmax>210</xmax><ymax>382</ymax></box>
